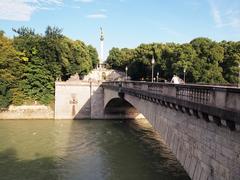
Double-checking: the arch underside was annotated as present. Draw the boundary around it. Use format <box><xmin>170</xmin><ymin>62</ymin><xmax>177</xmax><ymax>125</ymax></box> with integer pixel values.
<box><xmin>104</xmin><ymin>98</ymin><xmax>143</xmax><ymax>119</ymax></box>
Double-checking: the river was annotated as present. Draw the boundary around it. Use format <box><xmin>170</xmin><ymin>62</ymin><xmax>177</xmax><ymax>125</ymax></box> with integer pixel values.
<box><xmin>0</xmin><ymin>119</ymin><xmax>190</xmax><ymax>180</ymax></box>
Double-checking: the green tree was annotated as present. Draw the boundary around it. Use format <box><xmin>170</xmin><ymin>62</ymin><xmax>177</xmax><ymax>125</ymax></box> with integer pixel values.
<box><xmin>11</xmin><ymin>26</ymin><xmax>96</xmax><ymax>105</ymax></box>
<box><xmin>190</xmin><ymin>38</ymin><xmax>225</xmax><ymax>83</ymax></box>
<box><xmin>0</xmin><ymin>31</ymin><xmax>24</xmax><ymax>107</ymax></box>
<box><xmin>220</xmin><ymin>41</ymin><xmax>240</xmax><ymax>84</ymax></box>
<box><xmin>106</xmin><ymin>37</ymin><xmax>238</xmax><ymax>84</ymax></box>
<box><xmin>88</xmin><ymin>45</ymin><xmax>99</xmax><ymax>68</ymax></box>
<box><xmin>172</xmin><ymin>44</ymin><xmax>196</xmax><ymax>82</ymax></box>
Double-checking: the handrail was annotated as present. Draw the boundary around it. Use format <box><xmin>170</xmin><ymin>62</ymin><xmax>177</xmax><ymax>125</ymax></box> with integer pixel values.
<box><xmin>102</xmin><ymin>81</ymin><xmax>240</xmax><ymax>115</ymax></box>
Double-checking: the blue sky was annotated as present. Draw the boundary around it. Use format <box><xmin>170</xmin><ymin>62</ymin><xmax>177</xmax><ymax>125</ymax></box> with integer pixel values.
<box><xmin>0</xmin><ymin>0</ymin><xmax>240</xmax><ymax>59</ymax></box>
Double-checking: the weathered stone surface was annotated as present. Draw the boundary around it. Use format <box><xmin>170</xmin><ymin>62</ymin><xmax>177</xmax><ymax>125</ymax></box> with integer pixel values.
<box><xmin>189</xmin><ymin>156</ymin><xmax>198</xmax><ymax>179</ymax></box>
<box><xmin>0</xmin><ymin>105</ymin><xmax>53</xmax><ymax>119</ymax></box>
<box><xmin>109</xmin><ymin>91</ymin><xmax>240</xmax><ymax>180</ymax></box>
<box><xmin>56</xmin><ymin>83</ymin><xmax>240</xmax><ymax>180</ymax></box>
<box><xmin>193</xmin><ymin>162</ymin><xmax>203</xmax><ymax>180</ymax></box>
<box><xmin>55</xmin><ymin>81</ymin><xmax>105</xmax><ymax>119</ymax></box>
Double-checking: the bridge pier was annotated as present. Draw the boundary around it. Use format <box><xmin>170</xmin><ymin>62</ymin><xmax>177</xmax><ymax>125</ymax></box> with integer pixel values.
<box><xmin>55</xmin><ymin>81</ymin><xmax>105</xmax><ymax>119</ymax></box>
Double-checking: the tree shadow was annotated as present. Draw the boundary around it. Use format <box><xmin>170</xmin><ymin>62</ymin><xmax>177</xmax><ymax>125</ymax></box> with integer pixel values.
<box><xmin>0</xmin><ymin>148</ymin><xmax>59</xmax><ymax>180</ymax></box>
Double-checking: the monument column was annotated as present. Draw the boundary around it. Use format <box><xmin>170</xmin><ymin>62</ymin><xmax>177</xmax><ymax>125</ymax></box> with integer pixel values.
<box><xmin>99</xmin><ymin>27</ymin><xmax>104</xmax><ymax>67</ymax></box>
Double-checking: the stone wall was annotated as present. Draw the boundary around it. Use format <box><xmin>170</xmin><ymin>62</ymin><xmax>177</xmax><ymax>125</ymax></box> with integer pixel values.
<box><xmin>0</xmin><ymin>105</ymin><xmax>53</xmax><ymax>119</ymax></box>
<box><xmin>83</xmin><ymin>68</ymin><xmax>125</xmax><ymax>82</ymax></box>
<box><xmin>123</xmin><ymin>93</ymin><xmax>240</xmax><ymax>180</ymax></box>
<box><xmin>55</xmin><ymin>81</ymin><xmax>104</xmax><ymax>119</ymax></box>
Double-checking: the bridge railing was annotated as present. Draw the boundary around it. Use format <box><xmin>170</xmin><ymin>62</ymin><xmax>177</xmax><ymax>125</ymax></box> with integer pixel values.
<box><xmin>103</xmin><ymin>81</ymin><xmax>240</xmax><ymax>112</ymax></box>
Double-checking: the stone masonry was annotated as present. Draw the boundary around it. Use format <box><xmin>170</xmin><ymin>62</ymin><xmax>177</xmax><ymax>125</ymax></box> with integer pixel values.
<box><xmin>103</xmin><ymin>88</ymin><xmax>240</xmax><ymax>180</ymax></box>
<box><xmin>55</xmin><ymin>81</ymin><xmax>104</xmax><ymax>119</ymax></box>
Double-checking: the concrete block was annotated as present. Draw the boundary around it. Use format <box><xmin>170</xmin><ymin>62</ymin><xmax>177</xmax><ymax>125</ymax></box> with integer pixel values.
<box><xmin>221</xmin><ymin>119</ymin><xmax>227</xmax><ymax>127</ymax></box>
<box><xmin>166</xmin><ymin>128</ymin><xmax>173</xmax><ymax>145</ymax></box>
<box><xmin>221</xmin><ymin>146</ymin><xmax>235</xmax><ymax>160</ymax></box>
<box><xmin>173</xmin><ymin>136</ymin><xmax>179</xmax><ymax>155</ymax></box>
<box><xmin>188</xmin><ymin>157</ymin><xmax>198</xmax><ymax>178</ymax></box>
<box><xmin>210</xmin><ymin>159</ymin><xmax>222</xmax><ymax>178</ymax></box>
<box><xmin>216</xmin><ymin>164</ymin><xmax>230</xmax><ymax>180</ymax></box>
<box><xmin>193</xmin><ymin>162</ymin><xmax>203</xmax><ymax>180</ymax></box>
<box><xmin>199</xmin><ymin>170</ymin><xmax>209</xmax><ymax>180</ymax></box>
<box><xmin>184</xmin><ymin>152</ymin><xmax>192</xmax><ymax>171</ymax></box>
<box><xmin>180</xmin><ymin>149</ymin><xmax>187</xmax><ymax>166</ymax></box>
<box><xmin>163</xmin><ymin>126</ymin><xmax>169</xmax><ymax>142</ymax></box>
<box><xmin>176</xmin><ymin>141</ymin><xmax>183</xmax><ymax>161</ymax></box>
<box><xmin>236</xmin><ymin>124</ymin><xmax>240</xmax><ymax>131</ymax></box>
<box><xmin>169</xmin><ymin>133</ymin><xmax>175</xmax><ymax>150</ymax></box>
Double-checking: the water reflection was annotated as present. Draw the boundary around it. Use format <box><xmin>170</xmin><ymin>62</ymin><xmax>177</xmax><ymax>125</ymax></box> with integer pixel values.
<box><xmin>0</xmin><ymin>148</ymin><xmax>59</xmax><ymax>180</ymax></box>
<box><xmin>0</xmin><ymin>119</ymin><xmax>190</xmax><ymax>180</ymax></box>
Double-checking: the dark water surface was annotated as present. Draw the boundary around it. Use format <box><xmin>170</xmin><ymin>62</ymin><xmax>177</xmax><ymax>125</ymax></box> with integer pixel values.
<box><xmin>0</xmin><ymin>119</ymin><xmax>190</xmax><ymax>180</ymax></box>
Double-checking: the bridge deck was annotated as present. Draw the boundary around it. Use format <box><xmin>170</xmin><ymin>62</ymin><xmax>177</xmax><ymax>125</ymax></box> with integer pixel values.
<box><xmin>102</xmin><ymin>81</ymin><xmax>240</xmax><ymax>130</ymax></box>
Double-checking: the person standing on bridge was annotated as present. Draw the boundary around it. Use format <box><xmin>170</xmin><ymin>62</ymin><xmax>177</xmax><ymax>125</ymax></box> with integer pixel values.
<box><xmin>171</xmin><ymin>75</ymin><xmax>181</xmax><ymax>84</ymax></box>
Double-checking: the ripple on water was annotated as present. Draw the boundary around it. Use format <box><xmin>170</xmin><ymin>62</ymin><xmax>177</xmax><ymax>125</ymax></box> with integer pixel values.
<box><xmin>0</xmin><ymin>119</ymin><xmax>190</xmax><ymax>180</ymax></box>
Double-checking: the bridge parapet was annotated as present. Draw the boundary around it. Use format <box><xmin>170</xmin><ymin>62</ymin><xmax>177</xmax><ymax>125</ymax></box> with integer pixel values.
<box><xmin>102</xmin><ymin>81</ymin><xmax>240</xmax><ymax>130</ymax></box>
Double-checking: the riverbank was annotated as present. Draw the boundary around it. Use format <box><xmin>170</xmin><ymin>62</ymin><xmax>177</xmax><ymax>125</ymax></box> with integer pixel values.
<box><xmin>0</xmin><ymin>105</ymin><xmax>54</xmax><ymax>119</ymax></box>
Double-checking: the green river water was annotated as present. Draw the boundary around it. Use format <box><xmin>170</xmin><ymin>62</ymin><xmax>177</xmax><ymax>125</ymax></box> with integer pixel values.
<box><xmin>0</xmin><ymin>119</ymin><xmax>190</xmax><ymax>180</ymax></box>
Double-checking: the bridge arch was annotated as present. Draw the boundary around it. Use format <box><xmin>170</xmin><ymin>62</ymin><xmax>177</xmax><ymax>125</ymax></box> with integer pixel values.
<box><xmin>104</xmin><ymin>97</ymin><xmax>140</xmax><ymax>119</ymax></box>
<box><xmin>103</xmin><ymin>88</ymin><xmax>145</xmax><ymax>119</ymax></box>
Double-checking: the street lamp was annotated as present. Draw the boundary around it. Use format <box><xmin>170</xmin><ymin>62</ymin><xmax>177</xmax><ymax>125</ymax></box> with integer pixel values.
<box><xmin>157</xmin><ymin>72</ymin><xmax>159</xmax><ymax>82</ymax></box>
<box><xmin>183</xmin><ymin>68</ymin><xmax>186</xmax><ymax>83</ymax></box>
<box><xmin>238</xmin><ymin>63</ymin><xmax>240</xmax><ymax>87</ymax></box>
<box><xmin>151</xmin><ymin>56</ymin><xmax>155</xmax><ymax>82</ymax></box>
<box><xmin>125</xmin><ymin>66</ymin><xmax>128</xmax><ymax>81</ymax></box>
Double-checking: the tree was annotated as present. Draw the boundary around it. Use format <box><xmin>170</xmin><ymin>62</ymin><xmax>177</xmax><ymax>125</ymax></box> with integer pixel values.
<box><xmin>10</xmin><ymin>26</ymin><xmax>96</xmax><ymax>105</ymax></box>
<box><xmin>190</xmin><ymin>38</ymin><xmax>225</xmax><ymax>83</ymax></box>
<box><xmin>0</xmin><ymin>31</ymin><xmax>24</xmax><ymax>107</ymax></box>
<box><xmin>172</xmin><ymin>44</ymin><xmax>196</xmax><ymax>82</ymax></box>
<box><xmin>12</xmin><ymin>27</ymin><xmax>35</xmax><ymax>36</ymax></box>
<box><xmin>45</xmin><ymin>26</ymin><xmax>63</xmax><ymax>39</ymax></box>
<box><xmin>220</xmin><ymin>41</ymin><xmax>240</xmax><ymax>84</ymax></box>
<box><xmin>107</xmin><ymin>48</ymin><xmax>125</xmax><ymax>69</ymax></box>
<box><xmin>88</xmin><ymin>45</ymin><xmax>99</xmax><ymax>68</ymax></box>
<box><xmin>106</xmin><ymin>37</ymin><xmax>239</xmax><ymax>84</ymax></box>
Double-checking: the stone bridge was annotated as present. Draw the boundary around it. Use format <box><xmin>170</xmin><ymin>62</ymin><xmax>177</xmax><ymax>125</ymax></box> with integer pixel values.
<box><xmin>55</xmin><ymin>80</ymin><xmax>240</xmax><ymax>180</ymax></box>
<box><xmin>102</xmin><ymin>81</ymin><xmax>240</xmax><ymax>180</ymax></box>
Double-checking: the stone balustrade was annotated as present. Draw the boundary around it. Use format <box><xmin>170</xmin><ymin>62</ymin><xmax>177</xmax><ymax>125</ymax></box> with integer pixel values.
<box><xmin>102</xmin><ymin>81</ymin><xmax>240</xmax><ymax>130</ymax></box>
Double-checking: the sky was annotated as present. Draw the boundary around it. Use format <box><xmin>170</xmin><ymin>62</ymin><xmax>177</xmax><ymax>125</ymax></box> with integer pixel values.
<box><xmin>0</xmin><ymin>0</ymin><xmax>240</xmax><ymax>59</ymax></box>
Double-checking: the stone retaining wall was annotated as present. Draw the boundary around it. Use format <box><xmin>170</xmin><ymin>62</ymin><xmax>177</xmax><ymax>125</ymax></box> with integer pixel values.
<box><xmin>0</xmin><ymin>105</ymin><xmax>54</xmax><ymax>119</ymax></box>
<box><xmin>55</xmin><ymin>81</ymin><xmax>104</xmax><ymax>119</ymax></box>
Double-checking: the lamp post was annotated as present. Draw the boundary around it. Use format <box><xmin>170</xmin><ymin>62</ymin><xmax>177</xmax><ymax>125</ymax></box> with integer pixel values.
<box><xmin>238</xmin><ymin>63</ymin><xmax>240</xmax><ymax>87</ymax></box>
<box><xmin>125</xmin><ymin>66</ymin><xmax>128</xmax><ymax>81</ymax></box>
<box><xmin>183</xmin><ymin>68</ymin><xmax>186</xmax><ymax>83</ymax></box>
<box><xmin>157</xmin><ymin>72</ymin><xmax>159</xmax><ymax>82</ymax></box>
<box><xmin>151</xmin><ymin>56</ymin><xmax>155</xmax><ymax>82</ymax></box>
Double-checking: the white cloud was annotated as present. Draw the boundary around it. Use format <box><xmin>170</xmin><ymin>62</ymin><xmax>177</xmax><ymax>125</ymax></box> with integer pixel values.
<box><xmin>86</xmin><ymin>13</ymin><xmax>107</xmax><ymax>19</ymax></box>
<box><xmin>71</xmin><ymin>6</ymin><xmax>81</xmax><ymax>9</ymax></box>
<box><xmin>209</xmin><ymin>0</ymin><xmax>223</xmax><ymax>27</ymax></box>
<box><xmin>0</xmin><ymin>1</ymin><xmax>35</xmax><ymax>21</ymax></box>
<box><xmin>74</xmin><ymin>0</ymin><xmax>94</xmax><ymax>3</ymax></box>
<box><xmin>100</xmin><ymin>9</ymin><xmax>107</xmax><ymax>12</ymax></box>
<box><xmin>0</xmin><ymin>0</ymin><xmax>63</xmax><ymax>21</ymax></box>
<box><xmin>209</xmin><ymin>0</ymin><xmax>240</xmax><ymax>28</ymax></box>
